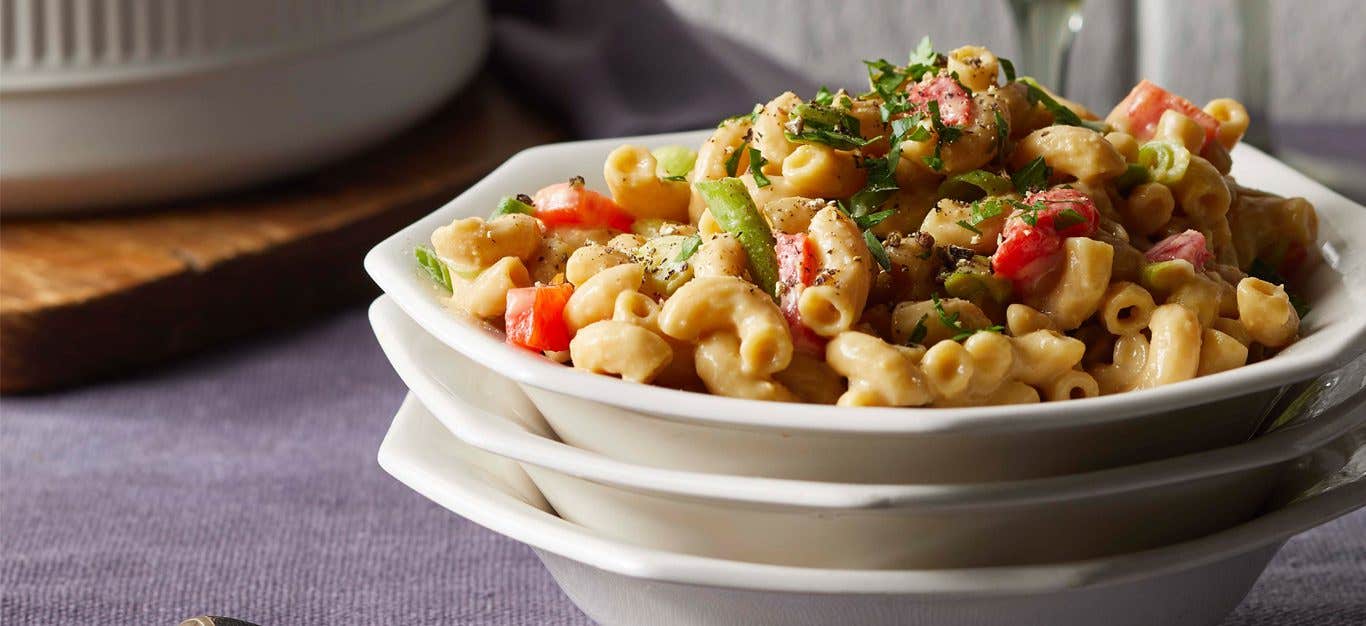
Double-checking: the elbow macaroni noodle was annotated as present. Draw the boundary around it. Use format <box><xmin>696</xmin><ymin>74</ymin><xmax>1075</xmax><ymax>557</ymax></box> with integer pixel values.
<box><xmin>424</xmin><ymin>42</ymin><xmax>1315</xmax><ymax>407</ymax></box>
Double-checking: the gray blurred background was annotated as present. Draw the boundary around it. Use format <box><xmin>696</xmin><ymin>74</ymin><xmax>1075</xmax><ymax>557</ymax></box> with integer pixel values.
<box><xmin>665</xmin><ymin>0</ymin><xmax>1364</xmax><ymax>125</ymax></box>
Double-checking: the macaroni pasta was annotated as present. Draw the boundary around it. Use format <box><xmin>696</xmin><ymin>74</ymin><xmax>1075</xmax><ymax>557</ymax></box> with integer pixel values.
<box><xmin>419</xmin><ymin>40</ymin><xmax>1316</xmax><ymax>407</ymax></box>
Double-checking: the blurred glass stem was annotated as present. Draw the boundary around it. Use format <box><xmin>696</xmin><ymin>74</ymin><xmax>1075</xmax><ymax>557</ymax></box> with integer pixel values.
<box><xmin>1237</xmin><ymin>0</ymin><xmax>1272</xmax><ymax>150</ymax></box>
<box><xmin>1007</xmin><ymin>0</ymin><xmax>1086</xmax><ymax>95</ymax></box>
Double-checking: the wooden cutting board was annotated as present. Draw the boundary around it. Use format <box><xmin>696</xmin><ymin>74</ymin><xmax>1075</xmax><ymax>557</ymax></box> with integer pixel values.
<box><xmin>0</xmin><ymin>76</ymin><xmax>560</xmax><ymax>393</ymax></box>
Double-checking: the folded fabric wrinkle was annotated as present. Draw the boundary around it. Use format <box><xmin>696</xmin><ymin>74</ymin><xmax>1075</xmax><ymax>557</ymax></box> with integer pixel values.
<box><xmin>491</xmin><ymin>0</ymin><xmax>818</xmax><ymax>138</ymax></box>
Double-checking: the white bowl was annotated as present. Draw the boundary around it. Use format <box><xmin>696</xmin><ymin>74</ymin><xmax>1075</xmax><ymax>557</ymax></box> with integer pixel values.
<box><xmin>0</xmin><ymin>0</ymin><xmax>487</xmax><ymax>215</ymax></box>
<box><xmin>378</xmin><ymin>393</ymin><xmax>1366</xmax><ymax>626</ymax></box>
<box><xmin>370</xmin><ymin>295</ymin><xmax>1366</xmax><ymax>569</ymax></box>
<box><xmin>364</xmin><ymin>129</ymin><xmax>1366</xmax><ymax>484</ymax></box>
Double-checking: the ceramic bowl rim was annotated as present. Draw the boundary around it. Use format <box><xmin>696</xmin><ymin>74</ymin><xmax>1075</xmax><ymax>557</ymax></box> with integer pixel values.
<box><xmin>378</xmin><ymin>393</ymin><xmax>1366</xmax><ymax>595</ymax></box>
<box><xmin>371</xmin><ymin>295</ymin><xmax>1366</xmax><ymax>510</ymax></box>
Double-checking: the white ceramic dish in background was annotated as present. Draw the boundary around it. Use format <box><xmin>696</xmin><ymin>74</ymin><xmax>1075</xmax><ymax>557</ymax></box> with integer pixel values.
<box><xmin>0</xmin><ymin>0</ymin><xmax>487</xmax><ymax>215</ymax></box>
<box><xmin>364</xmin><ymin>129</ymin><xmax>1366</xmax><ymax>484</ymax></box>
<box><xmin>371</xmin><ymin>295</ymin><xmax>1366</xmax><ymax>569</ymax></box>
<box><xmin>379</xmin><ymin>394</ymin><xmax>1366</xmax><ymax>626</ymax></box>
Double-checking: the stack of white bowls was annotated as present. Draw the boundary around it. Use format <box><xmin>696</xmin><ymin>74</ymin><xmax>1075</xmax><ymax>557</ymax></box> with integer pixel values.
<box><xmin>365</xmin><ymin>130</ymin><xmax>1366</xmax><ymax>625</ymax></box>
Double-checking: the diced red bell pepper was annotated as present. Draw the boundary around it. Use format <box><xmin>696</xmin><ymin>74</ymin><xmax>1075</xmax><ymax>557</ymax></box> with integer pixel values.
<box><xmin>993</xmin><ymin>188</ymin><xmax>1098</xmax><ymax>293</ymax></box>
<box><xmin>1015</xmin><ymin>188</ymin><xmax>1099</xmax><ymax>238</ymax></box>
<box><xmin>1107</xmin><ymin>80</ymin><xmax>1220</xmax><ymax>153</ymax></box>
<box><xmin>505</xmin><ymin>283</ymin><xmax>575</xmax><ymax>352</ymax></box>
<box><xmin>992</xmin><ymin>224</ymin><xmax>1064</xmax><ymax>292</ymax></box>
<box><xmin>775</xmin><ymin>232</ymin><xmax>827</xmax><ymax>353</ymax></box>
<box><xmin>907</xmin><ymin>74</ymin><xmax>974</xmax><ymax>126</ymax></box>
<box><xmin>1145</xmin><ymin>229</ymin><xmax>1213</xmax><ymax>268</ymax></box>
<box><xmin>532</xmin><ymin>179</ymin><xmax>635</xmax><ymax>231</ymax></box>
<box><xmin>777</xmin><ymin>232</ymin><xmax>819</xmax><ymax>288</ymax></box>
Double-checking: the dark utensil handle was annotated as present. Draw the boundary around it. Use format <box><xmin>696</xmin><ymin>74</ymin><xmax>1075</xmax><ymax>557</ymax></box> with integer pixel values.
<box><xmin>180</xmin><ymin>617</ymin><xmax>262</xmax><ymax>626</ymax></box>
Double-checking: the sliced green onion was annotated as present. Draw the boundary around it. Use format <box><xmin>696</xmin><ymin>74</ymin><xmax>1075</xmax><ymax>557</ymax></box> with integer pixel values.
<box><xmin>653</xmin><ymin>146</ymin><xmax>697</xmax><ymax>180</ymax></box>
<box><xmin>943</xmin><ymin>271</ymin><xmax>1013</xmax><ymax>304</ymax></box>
<box><xmin>415</xmin><ymin>245</ymin><xmax>453</xmax><ymax>292</ymax></box>
<box><xmin>693</xmin><ymin>178</ymin><xmax>780</xmax><ymax>297</ymax></box>
<box><xmin>1138</xmin><ymin>141</ymin><xmax>1192</xmax><ymax>185</ymax></box>
<box><xmin>490</xmin><ymin>195</ymin><xmax>535</xmax><ymax>219</ymax></box>
<box><xmin>1114</xmin><ymin>163</ymin><xmax>1151</xmax><ymax>193</ymax></box>
<box><xmin>938</xmin><ymin>170</ymin><xmax>1014</xmax><ymax>200</ymax></box>
<box><xmin>1139</xmin><ymin>259</ymin><xmax>1197</xmax><ymax>294</ymax></box>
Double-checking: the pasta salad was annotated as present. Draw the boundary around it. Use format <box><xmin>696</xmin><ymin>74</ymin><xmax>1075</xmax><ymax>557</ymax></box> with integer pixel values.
<box><xmin>417</xmin><ymin>40</ymin><xmax>1317</xmax><ymax>408</ymax></box>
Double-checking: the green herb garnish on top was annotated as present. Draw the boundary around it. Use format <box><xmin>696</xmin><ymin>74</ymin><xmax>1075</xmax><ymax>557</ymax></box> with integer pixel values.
<box><xmin>784</xmin><ymin>101</ymin><xmax>877</xmax><ymax>151</ymax></box>
<box><xmin>1011</xmin><ymin>156</ymin><xmax>1052</xmax><ymax>194</ymax></box>
<box><xmin>1018</xmin><ymin>77</ymin><xmax>1108</xmax><ymax>132</ymax></box>
<box><xmin>932</xmin><ymin>294</ymin><xmax>1004</xmax><ymax>341</ymax></box>
<box><xmin>922</xmin><ymin>100</ymin><xmax>963</xmax><ymax>172</ymax></box>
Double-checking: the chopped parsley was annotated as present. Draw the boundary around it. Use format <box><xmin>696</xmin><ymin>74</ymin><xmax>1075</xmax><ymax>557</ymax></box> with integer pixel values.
<box><xmin>1052</xmin><ymin>208</ymin><xmax>1088</xmax><ymax>231</ymax></box>
<box><xmin>954</xmin><ymin>198</ymin><xmax>1007</xmax><ymax>235</ymax></box>
<box><xmin>843</xmin><ymin>114</ymin><xmax>929</xmax><ymax>229</ymax></box>
<box><xmin>955</xmin><ymin>220</ymin><xmax>983</xmax><ymax>235</ymax></box>
<box><xmin>415</xmin><ymin>245</ymin><xmax>453</xmax><ymax>292</ymax></box>
<box><xmin>999</xmin><ymin>57</ymin><xmax>1017</xmax><ymax>83</ymax></box>
<box><xmin>864</xmin><ymin>229</ymin><xmax>892</xmax><ymax>270</ymax></box>
<box><xmin>672</xmin><ymin>234</ymin><xmax>702</xmax><ymax>266</ymax></box>
<box><xmin>1013</xmin><ymin>199</ymin><xmax>1049</xmax><ymax>226</ymax></box>
<box><xmin>784</xmin><ymin>102</ymin><xmax>876</xmax><ymax>151</ymax></box>
<box><xmin>854</xmin><ymin>208</ymin><xmax>896</xmax><ymax>230</ymax></box>
<box><xmin>839</xmin><ymin>40</ymin><xmax>951</xmax><ymax>243</ymax></box>
<box><xmin>864</xmin><ymin>36</ymin><xmax>943</xmax><ymax>122</ymax></box>
<box><xmin>846</xmin><ymin>115</ymin><xmax>917</xmax><ymax>220</ymax></box>
<box><xmin>907</xmin><ymin>36</ymin><xmax>941</xmax><ymax>76</ymax></box>
<box><xmin>1011</xmin><ymin>156</ymin><xmax>1052</xmax><ymax>193</ymax></box>
<box><xmin>724</xmin><ymin>145</ymin><xmax>744</xmax><ymax>177</ymax></box>
<box><xmin>922</xmin><ymin>100</ymin><xmax>963</xmax><ymax>172</ymax></box>
<box><xmin>994</xmin><ymin>109</ymin><xmax>1009</xmax><ymax>158</ymax></box>
<box><xmin>747</xmin><ymin>146</ymin><xmax>771</xmax><ymax>187</ymax></box>
<box><xmin>812</xmin><ymin>86</ymin><xmax>835</xmax><ymax>106</ymax></box>
<box><xmin>1019</xmin><ymin>77</ymin><xmax>1108</xmax><ymax>132</ymax></box>
<box><xmin>718</xmin><ymin>104</ymin><xmax>763</xmax><ymax>128</ymax></box>
<box><xmin>933</xmin><ymin>294</ymin><xmax>1004</xmax><ymax>341</ymax></box>
<box><xmin>948</xmin><ymin>70</ymin><xmax>973</xmax><ymax>95</ymax></box>
<box><xmin>892</xmin><ymin>114</ymin><xmax>931</xmax><ymax>143</ymax></box>
<box><xmin>939</xmin><ymin>169</ymin><xmax>1013</xmax><ymax>200</ymax></box>
<box><xmin>908</xmin><ymin>313</ymin><xmax>929</xmax><ymax>345</ymax></box>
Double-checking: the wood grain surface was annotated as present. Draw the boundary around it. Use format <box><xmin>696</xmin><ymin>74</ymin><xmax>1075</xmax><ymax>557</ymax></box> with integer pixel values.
<box><xmin>0</xmin><ymin>76</ymin><xmax>560</xmax><ymax>393</ymax></box>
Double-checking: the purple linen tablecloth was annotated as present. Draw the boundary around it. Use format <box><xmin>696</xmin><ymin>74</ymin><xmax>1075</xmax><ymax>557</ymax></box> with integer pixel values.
<box><xmin>2</xmin><ymin>308</ymin><xmax>1364</xmax><ymax>625</ymax></box>
<box><xmin>3</xmin><ymin>1</ymin><xmax>1365</xmax><ymax>624</ymax></box>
